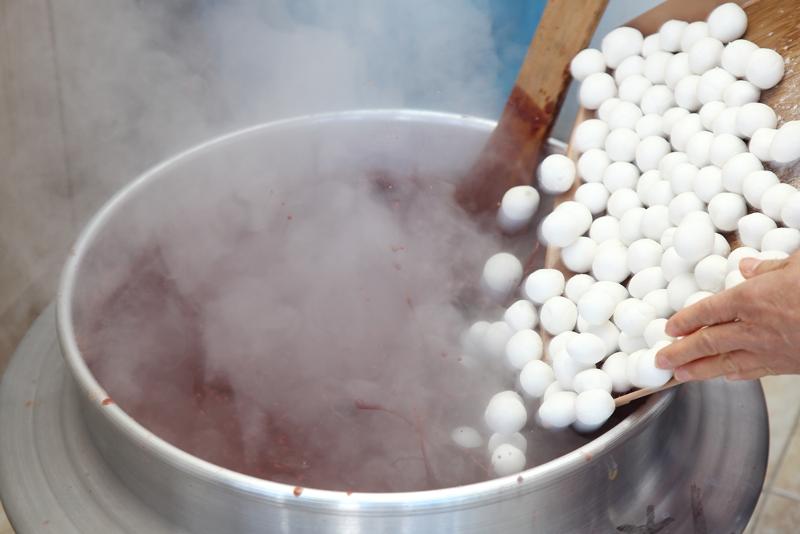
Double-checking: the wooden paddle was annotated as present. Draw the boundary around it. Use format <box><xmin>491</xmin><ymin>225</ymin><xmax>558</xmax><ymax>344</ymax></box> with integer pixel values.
<box><xmin>454</xmin><ymin>0</ymin><xmax>609</xmax><ymax>215</ymax></box>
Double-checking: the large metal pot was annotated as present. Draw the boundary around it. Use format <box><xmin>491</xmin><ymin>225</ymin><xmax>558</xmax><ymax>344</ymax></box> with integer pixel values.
<box><xmin>52</xmin><ymin>110</ymin><xmax>767</xmax><ymax>533</ymax></box>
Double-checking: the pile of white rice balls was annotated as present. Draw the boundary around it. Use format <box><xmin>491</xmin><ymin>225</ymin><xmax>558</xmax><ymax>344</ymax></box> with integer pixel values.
<box><xmin>452</xmin><ymin>2</ymin><xmax>800</xmax><ymax>478</ymax></box>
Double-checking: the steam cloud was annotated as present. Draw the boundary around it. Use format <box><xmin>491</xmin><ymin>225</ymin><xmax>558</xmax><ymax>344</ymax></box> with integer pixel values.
<box><xmin>67</xmin><ymin>0</ymin><xmax>528</xmax><ymax>492</ymax></box>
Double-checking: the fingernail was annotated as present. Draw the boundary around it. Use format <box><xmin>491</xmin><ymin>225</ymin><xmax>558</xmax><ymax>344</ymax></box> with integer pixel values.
<box><xmin>664</xmin><ymin>319</ymin><xmax>679</xmax><ymax>337</ymax></box>
<box><xmin>674</xmin><ymin>368</ymin><xmax>690</xmax><ymax>382</ymax></box>
<box><xmin>655</xmin><ymin>352</ymin><xmax>671</xmax><ymax>369</ymax></box>
<box><xmin>739</xmin><ymin>257</ymin><xmax>760</xmax><ymax>276</ymax></box>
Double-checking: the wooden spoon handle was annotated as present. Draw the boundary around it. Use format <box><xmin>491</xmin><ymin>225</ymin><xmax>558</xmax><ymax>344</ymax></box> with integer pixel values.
<box><xmin>455</xmin><ymin>0</ymin><xmax>609</xmax><ymax>214</ymax></box>
<box><xmin>614</xmin><ymin>378</ymin><xmax>681</xmax><ymax>407</ymax></box>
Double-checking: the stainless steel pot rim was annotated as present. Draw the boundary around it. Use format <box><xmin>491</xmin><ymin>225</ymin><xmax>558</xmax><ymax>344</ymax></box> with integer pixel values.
<box><xmin>56</xmin><ymin>108</ymin><xmax>671</xmax><ymax>509</ymax></box>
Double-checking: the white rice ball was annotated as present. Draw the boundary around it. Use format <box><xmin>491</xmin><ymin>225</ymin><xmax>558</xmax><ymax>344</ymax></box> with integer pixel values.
<box><xmin>761</xmin><ymin>183</ymin><xmax>798</xmax><ymax>221</ymax></box>
<box><xmin>665</xmin><ymin>53</ymin><xmax>691</xmax><ymax>89</ymax></box>
<box><xmin>574</xmin><ymin>119</ymin><xmax>610</xmax><ymax>153</ymax></box>
<box><xmin>538</xmin><ymin>154</ymin><xmax>577</xmax><ymax>195</ymax></box>
<box><xmin>689</xmin><ymin>38</ymin><xmax>723</xmax><ymax>75</ymax></box>
<box><xmin>742</xmin><ymin>170</ymin><xmax>779</xmax><ymax>209</ymax></box>
<box><xmin>570</xmin><ymin>48</ymin><xmax>606</xmax><ymax>81</ymax></box>
<box><xmin>635</xmin><ymin>348</ymin><xmax>673</xmax><ymax>387</ymax></box>
<box><xmin>575</xmin><ymin>390</ymin><xmax>616</xmax><ymax>427</ymax></box>
<box><xmin>602</xmin><ymin>27</ymin><xmax>644</xmax><ymax>68</ymax></box>
<box><xmin>660</xmin><ymin>20</ymin><xmax>688</xmax><ymax>53</ymax></box>
<box><xmin>745</xmin><ymin>48</ymin><xmax>785</xmax><ymax>90</ymax></box>
<box><xmin>707</xmin><ymin>2</ymin><xmax>748</xmax><ymax>43</ymax></box>
<box><xmin>487</xmin><ymin>432</ymin><xmax>527</xmax><ymax>454</ymax></box>
<box><xmin>697</xmin><ymin>67</ymin><xmax>736</xmax><ymax>105</ymax></box>
<box><xmin>686</xmin><ymin>130</ymin><xmax>715</xmax><ymax>167</ymax></box>
<box><xmin>540</xmin><ymin>296</ymin><xmax>578</xmax><ymax>336</ymax></box>
<box><xmin>699</xmin><ymin>101</ymin><xmax>726</xmax><ymax>130</ymax></box>
<box><xmin>577</xmin><ymin>148</ymin><xmax>611</xmax><ymax>183</ymax></box>
<box><xmin>619</xmin><ymin>333</ymin><xmax>648</xmax><ymax>356</ymax></box>
<box><xmin>694</xmin><ymin>165</ymin><xmax>724</xmax><ymax>203</ymax></box>
<box><xmin>644</xmin><ymin>51</ymin><xmax>672</xmax><ymax>85</ymax></box>
<box><xmin>452</xmin><ymin>427</ymin><xmax>483</xmax><ymax>449</ymax></box>
<box><xmin>602</xmin><ymin>352</ymin><xmax>632</xmax><ymax>392</ymax></box>
<box><xmin>736</xmin><ymin>102</ymin><xmax>778</xmax><ymax>139</ymax></box>
<box><xmin>628</xmin><ymin>266</ymin><xmax>667</xmax><ymax>299</ymax></box>
<box><xmin>770</xmin><ymin>121</ymin><xmax>800</xmax><ymax>164</ymax></box>
<box><xmin>485</xmin><ymin>321</ymin><xmax>515</xmax><ymax>359</ymax></box>
<box><xmin>620</xmin><ymin>74</ymin><xmax>653</xmax><ymax>105</ymax></box>
<box><xmin>727</xmin><ymin>247</ymin><xmax>759</xmax><ymax>272</ymax></box>
<box><xmin>644</xmin><ymin>317</ymin><xmax>674</xmax><ymax>348</ymax></box>
<box><xmin>761</xmin><ymin>228</ymin><xmax>800</xmax><ymax>255</ymax></box>
<box><xmin>641</xmin><ymin>205</ymin><xmax>672</xmax><ymax>241</ymax></box>
<box><xmin>681</xmin><ymin>21</ymin><xmax>710</xmax><ymax>53</ymax></box>
<box><xmin>567</xmin><ymin>332</ymin><xmax>607</xmax><ymax>365</ymax></box>
<box><xmin>643</xmin><ymin>288</ymin><xmax>672</xmax><ymax>318</ymax></box>
<box><xmin>561</xmin><ymin>237</ymin><xmax>598</xmax><ymax>274</ymax></box>
<box><xmin>505</xmin><ymin>329</ymin><xmax>544</xmax><ymax>370</ymax></box>
<box><xmin>591</xmin><ymin>241</ymin><xmax>630</xmax><ymax>283</ymax></box>
<box><xmin>482</xmin><ymin>252</ymin><xmax>523</xmax><ymax>299</ymax></box>
<box><xmin>605</xmin><ymin>128</ymin><xmax>640</xmax><ymax>163</ymax></box>
<box><xmin>608</xmin><ymin>101</ymin><xmax>644</xmax><ymax>130</ymax></box>
<box><xmin>620</xmin><ymin>207</ymin><xmax>647</xmax><ymax>245</ymax></box>
<box><xmin>721</xmin><ymin>39</ymin><xmax>758</xmax><ymax>77</ymax></box>
<box><xmin>519</xmin><ymin>360</ymin><xmax>555</xmax><ymax>398</ymax></box>
<box><xmin>504</xmin><ymin>299</ymin><xmax>539</xmax><ymax>332</ymax></box>
<box><xmin>590</xmin><ymin>215</ymin><xmax>621</xmax><ymax>243</ymax></box>
<box><xmin>565</xmin><ymin>274</ymin><xmax>596</xmax><ymax>303</ymax></box>
<box><xmin>498</xmin><ymin>185</ymin><xmax>541</xmax><ymax>233</ymax></box>
<box><xmin>781</xmin><ymin>191</ymin><xmax>800</xmax><ymax>229</ymax></box>
<box><xmin>541</xmin><ymin>201</ymin><xmax>593</xmax><ymax>247</ymax></box>
<box><xmin>749</xmin><ymin>128</ymin><xmax>777</xmax><ymax>162</ymax></box>
<box><xmin>524</xmin><ymin>268</ymin><xmax>565</xmax><ymax>305</ymax></box>
<box><xmin>661</xmin><ymin>246</ymin><xmax>698</xmax><ymax>281</ymax></box>
<box><xmin>603</xmin><ymin>161</ymin><xmax>640</xmax><ymax>192</ymax></box>
<box><xmin>709</xmin><ymin>133</ymin><xmax>747</xmax><ymax>167</ymax></box>
<box><xmin>722</xmin><ymin>152</ymin><xmax>763</xmax><ymax>194</ymax></box>
<box><xmin>598</xmin><ymin>98</ymin><xmax>621</xmax><ymax>123</ymax></box>
<box><xmin>607</xmin><ymin>188</ymin><xmax>642</xmax><ymax>218</ymax></box>
<box><xmin>537</xmin><ymin>391</ymin><xmax>578</xmax><ymax>429</ymax></box>
<box><xmin>738</xmin><ymin>212</ymin><xmax>777</xmax><ymax>249</ymax></box>
<box><xmin>667</xmin><ymin>273</ymin><xmax>701</xmax><ymax>310</ymax></box>
<box><xmin>484</xmin><ymin>391</ymin><xmax>527</xmax><ymax>435</ymax></box>
<box><xmin>627</xmin><ymin>239</ymin><xmax>664</xmax><ymax>274</ymax></box>
<box><xmin>580</xmin><ymin>72</ymin><xmax>618</xmax><ymax>110</ymax></box>
<box><xmin>640</xmin><ymin>85</ymin><xmax>675</xmax><ymax>115</ymax></box>
<box><xmin>613</xmin><ymin>298</ymin><xmax>657</xmax><ymax>337</ymax></box>
<box><xmin>674</xmin><ymin>215</ymin><xmax>715</xmax><ymax>261</ymax></box>
<box><xmin>694</xmin><ymin>254</ymin><xmax>728</xmax><ymax>293</ymax></box>
<box><xmin>723</xmin><ymin>80</ymin><xmax>760</xmax><ymax>107</ymax></box>
<box><xmin>491</xmin><ymin>444</ymin><xmax>526</xmax><ymax>477</ymax></box>
<box><xmin>636</xmin><ymin>136</ymin><xmax>671</xmax><ymax>172</ymax></box>
<box><xmin>578</xmin><ymin>290</ymin><xmax>617</xmax><ymax>326</ymax></box>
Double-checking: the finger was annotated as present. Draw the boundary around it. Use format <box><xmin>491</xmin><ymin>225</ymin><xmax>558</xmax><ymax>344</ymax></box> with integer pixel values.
<box><xmin>740</xmin><ymin>257</ymin><xmax>790</xmax><ymax>279</ymax></box>
<box><xmin>673</xmin><ymin>350</ymin><xmax>761</xmax><ymax>382</ymax></box>
<box><xmin>726</xmin><ymin>368</ymin><xmax>770</xmax><ymax>381</ymax></box>
<box><xmin>665</xmin><ymin>289</ymin><xmax>741</xmax><ymax>337</ymax></box>
<box><xmin>656</xmin><ymin>322</ymin><xmax>753</xmax><ymax>369</ymax></box>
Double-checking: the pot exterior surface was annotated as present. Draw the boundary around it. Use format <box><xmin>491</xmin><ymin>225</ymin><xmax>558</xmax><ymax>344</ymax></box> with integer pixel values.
<box><xmin>1</xmin><ymin>111</ymin><xmax>767</xmax><ymax>533</ymax></box>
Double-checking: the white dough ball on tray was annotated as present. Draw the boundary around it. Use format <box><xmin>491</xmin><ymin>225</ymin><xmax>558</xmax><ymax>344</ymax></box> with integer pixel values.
<box><xmin>613</xmin><ymin>298</ymin><xmax>657</xmax><ymax>337</ymax></box>
<box><xmin>553</xmin><ymin>349</ymin><xmax>591</xmax><ymax>389</ymax></box>
<box><xmin>538</xmin><ymin>154</ymin><xmax>577</xmax><ymax>195</ymax></box>
<box><xmin>722</xmin><ymin>152</ymin><xmax>763</xmax><ymax>194</ymax></box>
<box><xmin>603</xmin><ymin>161</ymin><xmax>640</xmax><ymax>192</ymax></box>
<box><xmin>712</xmin><ymin>106</ymin><xmax>739</xmax><ymax>136</ymax></box>
<box><xmin>689</xmin><ymin>38</ymin><xmax>724</xmax><ymax>75</ymax></box>
<box><xmin>770</xmin><ymin>121</ymin><xmax>800</xmax><ymax>164</ymax></box>
<box><xmin>635</xmin><ymin>348</ymin><xmax>673</xmax><ymax>387</ymax></box>
<box><xmin>505</xmin><ymin>329</ymin><xmax>544</xmax><ymax>370</ymax></box>
<box><xmin>482</xmin><ymin>252</ymin><xmax>523</xmax><ymax>299</ymax></box>
<box><xmin>577</xmin><ymin>148</ymin><xmax>611</xmax><ymax>183</ymax></box>
<box><xmin>670</xmin><ymin>114</ymin><xmax>704</xmax><ymax>154</ymax></box>
<box><xmin>571</xmin><ymin>48</ymin><xmax>606</xmax><ymax>81</ymax></box>
<box><xmin>745</xmin><ymin>48</ymin><xmax>785</xmax><ymax>90</ymax></box>
<box><xmin>520</xmin><ymin>360</ymin><xmax>555</xmax><ymax>398</ymax></box>
<box><xmin>637</xmin><ymin>170</ymin><xmax>662</xmax><ymax>201</ymax></box>
<box><xmin>605</xmin><ymin>128</ymin><xmax>640</xmax><ymax>163</ymax></box>
<box><xmin>626</xmin><ymin>349</ymin><xmax>646</xmax><ymax>388</ymax></box>
<box><xmin>541</xmin><ymin>201</ymin><xmax>593</xmax><ymax>247</ymax></box>
<box><xmin>749</xmin><ymin>128</ymin><xmax>778</xmax><ymax>162</ymax></box>
<box><xmin>578</xmin><ymin>289</ymin><xmax>617</xmax><ymax>326</ymax></box>
<box><xmin>709</xmin><ymin>133</ymin><xmax>747</xmax><ymax>167</ymax></box>
<box><xmin>738</xmin><ymin>212</ymin><xmax>777</xmax><ymax>249</ymax></box>
<box><xmin>723</xmin><ymin>80</ymin><xmax>760</xmax><ymax>107</ymax></box>
<box><xmin>699</xmin><ymin>101</ymin><xmax>726</xmax><ymax>130</ymax></box>
<box><xmin>669</xmin><ymin>192</ymin><xmax>705</xmax><ymax>226</ymax></box>
<box><xmin>761</xmin><ymin>228</ymin><xmax>800</xmax><ymax>255</ymax></box>
<box><xmin>575</xmin><ymin>390</ymin><xmax>615</xmax><ymax>427</ymax></box>
<box><xmin>538</xmin><ymin>391</ymin><xmax>578</xmax><ymax>429</ymax></box>
<box><xmin>758</xmin><ymin>250</ymin><xmax>790</xmax><ymax>261</ymax></box>
<box><xmin>636</xmin><ymin>136</ymin><xmax>671</xmax><ymax>172</ymax></box>
<box><xmin>636</xmin><ymin>113</ymin><xmax>664</xmax><ymax>139</ymax></box>
<box><xmin>642</xmin><ymin>34</ymin><xmax>662</xmax><ymax>58</ymax></box>
<box><xmin>681</xmin><ymin>21</ymin><xmax>710</xmax><ymax>53</ymax></box>
<box><xmin>586</xmin><ymin>320</ymin><xmax>621</xmax><ymax>357</ymax></box>
<box><xmin>684</xmin><ymin>290</ymin><xmax>714</xmax><ymax>307</ymax></box>
<box><xmin>620</xmin><ymin>207</ymin><xmax>647</xmax><ymax>245</ymax></box>
<box><xmin>487</xmin><ymin>432</ymin><xmax>527</xmax><ymax>454</ymax></box>
<box><xmin>628</xmin><ymin>239</ymin><xmax>664</xmax><ymax>274</ymax></box>
<box><xmin>660</xmin><ymin>227</ymin><xmax>677</xmax><ymax>249</ymax></box>
<box><xmin>641</xmin><ymin>205</ymin><xmax>672</xmax><ymax>241</ymax></box>
<box><xmin>665</xmin><ymin>53</ymin><xmax>691</xmax><ymax>89</ymax></box>
<box><xmin>668</xmin><ymin>273</ymin><xmax>701</xmax><ymax>310</ymax></box>
<box><xmin>644</xmin><ymin>317</ymin><xmax>674</xmax><ymax>348</ymax></box>
<box><xmin>669</xmin><ymin>162</ymin><xmax>699</xmax><ymax>195</ymax></box>
<box><xmin>484</xmin><ymin>391</ymin><xmax>527</xmax><ymax>435</ymax></box>
<box><xmin>602</xmin><ymin>352</ymin><xmax>632</xmax><ymax>392</ymax></box>
<box><xmin>697</xmin><ymin>67</ymin><xmax>736</xmax><ymax>105</ymax></box>
<box><xmin>707</xmin><ymin>3</ymin><xmax>748</xmax><ymax>43</ymax></box>
<box><xmin>573</xmin><ymin>368</ymin><xmax>613</xmax><ymax>395</ymax></box>
<box><xmin>590</xmin><ymin>215</ymin><xmax>621</xmax><ymax>243</ymax></box>
<box><xmin>761</xmin><ymin>183</ymin><xmax>798</xmax><ymax>222</ymax></box>
<box><xmin>674</xmin><ymin>214</ymin><xmax>715</xmax><ymax>261</ymax></box>
<box><xmin>694</xmin><ymin>165</ymin><xmax>724</xmax><ymax>203</ymax></box>
<box><xmin>628</xmin><ymin>266</ymin><xmax>667</xmax><ymax>299</ymax></box>
<box><xmin>592</xmin><ymin>241</ymin><xmax>630</xmax><ymax>283</ymax></box>
<box><xmin>673</xmin><ymin>75</ymin><xmax>702</xmax><ymax>112</ymax></box>
<box><xmin>598</xmin><ymin>98</ymin><xmax>622</xmax><ymax>123</ymax></box>
<box><xmin>561</xmin><ymin>236</ymin><xmax>598</xmax><ymax>274</ymax></box>
<box><xmin>615</xmin><ymin>56</ymin><xmax>646</xmax><ymax>84</ymax></box>
<box><xmin>659</xmin><ymin>20</ymin><xmax>688</xmax><ymax>53</ymax></box>
<box><xmin>543</xmin><ymin>382</ymin><xmax>565</xmax><ymax>401</ymax></box>
<box><xmin>575</xmin><ymin>182</ymin><xmax>609</xmax><ymax>215</ymax></box>
<box><xmin>541</xmin><ymin>296</ymin><xmax>578</xmax><ymax>336</ymax></box>
<box><xmin>567</xmin><ymin>332</ymin><xmax>607</xmax><ymax>365</ymax></box>
<box><xmin>727</xmin><ymin>247</ymin><xmax>759</xmax><ymax>273</ymax></box>
<box><xmin>658</xmin><ymin>151</ymin><xmax>689</xmax><ymax>182</ymax></box>
<box><xmin>565</xmin><ymin>274</ymin><xmax>596</xmax><ymax>303</ymax></box>
<box><xmin>708</xmin><ymin>191</ymin><xmax>747</xmax><ymax>232</ymax></box>
<box><xmin>644</xmin><ymin>51</ymin><xmax>672</xmax><ymax>85</ymax></box>
<box><xmin>736</xmin><ymin>103</ymin><xmax>778</xmax><ymax>139</ymax></box>
<box><xmin>491</xmin><ymin>444</ymin><xmax>526</xmax><ymax>477</ymax></box>
<box><xmin>640</xmin><ymin>85</ymin><xmax>675</xmax><ymax>115</ymax></box>
<box><xmin>742</xmin><ymin>170</ymin><xmax>779</xmax><ymax>210</ymax></box>
<box><xmin>643</xmin><ymin>288</ymin><xmax>672</xmax><ymax>319</ymax></box>
<box><xmin>504</xmin><ymin>299</ymin><xmax>538</xmax><ymax>332</ymax></box>
<box><xmin>686</xmin><ymin>131</ymin><xmax>714</xmax><ymax>167</ymax></box>
<box><xmin>619</xmin><ymin>74</ymin><xmax>653</xmax><ymax>105</ymax></box>
<box><xmin>574</xmin><ymin>119</ymin><xmax>610</xmax><ymax>153</ymax></box>
<box><xmin>607</xmin><ymin>188</ymin><xmax>643</xmax><ymax>218</ymax></box>
<box><xmin>662</xmin><ymin>245</ymin><xmax>698</xmax><ymax>281</ymax></box>
<box><xmin>548</xmin><ymin>331</ymin><xmax>578</xmax><ymax>361</ymax></box>
<box><xmin>721</xmin><ymin>39</ymin><xmax>758</xmax><ymax>77</ymax></box>
<box><xmin>781</xmin><ymin>191</ymin><xmax>800</xmax><ymax>229</ymax></box>
<box><xmin>580</xmin><ymin>72</ymin><xmax>617</xmax><ymax>110</ymax></box>
<box><xmin>593</xmin><ymin>280</ymin><xmax>629</xmax><ymax>304</ymax></box>
<box><xmin>602</xmin><ymin>27</ymin><xmax>644</xmax><ymax>68</ymax></box>
<box><xmin>694</xmin><ymin>254</ymin><xmax>728</xmax><ymax>293</ymax></box>
<box><xmin>608</xmin><ymin>101</ymin><xmax>644</xmax><ymax>131</ymax></box>
<box><xmin>524</xmin><ymin>268</ymin><xmax>565</xmax><ymax>305</ymax></box>
<box><xmin>714</xmin><ymin>232</ymin><xmax>731</xmax><ymax>257</ymax></box>
<box><xmin>619</xmin><ymin>332</ymin><xmax>648</xmax><ymax>355</ymax></box>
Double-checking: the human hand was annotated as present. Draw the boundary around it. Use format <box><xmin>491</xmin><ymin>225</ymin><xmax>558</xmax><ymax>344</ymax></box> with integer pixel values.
<box><xmin>655</xmin><ymin>251</ymin><xmax>800</xmax><ymax>382</ymax></box>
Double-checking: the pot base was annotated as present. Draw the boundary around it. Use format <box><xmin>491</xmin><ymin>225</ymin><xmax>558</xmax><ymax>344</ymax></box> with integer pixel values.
<box><xmin>1</xmin><ymin>304</ymin><xmax>767</xmax><ymax>533</ymax></box>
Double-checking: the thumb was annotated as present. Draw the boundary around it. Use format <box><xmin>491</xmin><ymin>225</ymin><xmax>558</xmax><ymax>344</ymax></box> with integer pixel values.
<box><xmin>740</xmin><ymin>257</ymin><xmax>789</xmax><ymax>278</ymax></box>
